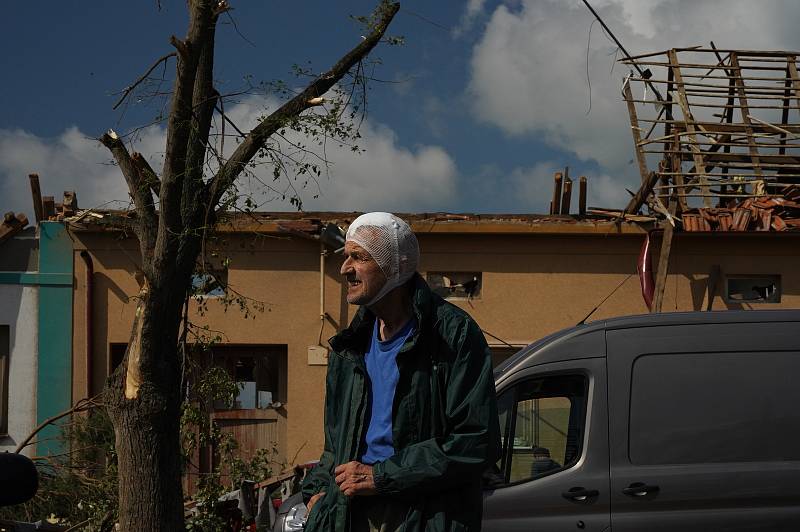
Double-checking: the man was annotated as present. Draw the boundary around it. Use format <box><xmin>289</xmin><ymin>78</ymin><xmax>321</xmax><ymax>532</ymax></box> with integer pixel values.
<box><xmin>530</xmin><ymin>446</ymin><xmax>561</xmax><ymax>477</ymax></box>
<box><xmin>302</xmin><ymin>212</ymin><xmax>500</xmax><ymax>532</ymax></box>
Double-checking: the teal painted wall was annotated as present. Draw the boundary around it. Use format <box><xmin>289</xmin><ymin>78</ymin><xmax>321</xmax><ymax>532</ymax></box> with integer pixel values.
<box><xmin>36</xmin><ymin>222</ymin><xmax>73</xmax><ymax>456</ymax></box>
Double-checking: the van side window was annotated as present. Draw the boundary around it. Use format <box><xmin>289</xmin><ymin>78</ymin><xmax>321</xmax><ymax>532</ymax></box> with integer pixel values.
<box><xmin>629</xmin><ymin>352</ymin><xmax>800</xmax><ymax>465</ymax></box>
<box><xmin>491</xmin><ymin>374</ymin><xmax>587</xmax><ymax>487</ymax></box>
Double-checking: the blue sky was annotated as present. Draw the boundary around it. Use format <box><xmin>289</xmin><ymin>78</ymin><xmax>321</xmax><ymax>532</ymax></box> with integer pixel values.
<box><xmin>2</xmin><ymin>1</ymin><xmax>800</xmax><ymax>219</ymax></box>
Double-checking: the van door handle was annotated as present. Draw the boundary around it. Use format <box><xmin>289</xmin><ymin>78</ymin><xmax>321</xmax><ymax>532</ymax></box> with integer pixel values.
<box><xmin>622</xmin><ymin>482</ymin><xmax>660</xmax><ymax>496</ymax></box>
<box><xmin>562</xmin><ymin>487</ymin><xmax>599</xmax><ymax>501</ymax></box>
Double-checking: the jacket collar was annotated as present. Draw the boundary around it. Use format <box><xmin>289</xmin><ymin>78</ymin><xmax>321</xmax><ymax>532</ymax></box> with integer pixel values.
<box><xmin>329</xmin><ymin>273</ymin><xmax>435</xmax><ymax>355</ymax></box>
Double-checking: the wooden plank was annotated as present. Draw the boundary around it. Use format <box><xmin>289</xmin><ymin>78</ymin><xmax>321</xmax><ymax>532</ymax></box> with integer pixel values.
<box><xmin>627</xmin><ymin>98</ymin><xmax>800</xmax><ymax>110</ymax></box>
<box><xmin>788</xmin><ymin>58</ymin><xmax>800</xmax><ymax>122</ymax></box>
<box><xmin>578</xmin><ymin>176</ymin><xmax>587</xmax><ymax>216</ymax></box>
<box><xmin>622</xmin><ymin>60</ymin><xmax>789</xmax><ymax>71</ymax></box>
<box><xmin>626</xmin><ymin>76</ymin><xmax>800</xmax><ymax>88</ymax></box>
<box><xmin>624</xmin><ymin>171</ymin><xmax>659</xmax><ymax>215</ymax></box>
<box><xmin>729</xmin><ymin>52</ymin><xmax>763</xmax><ymax>179</ymax></box>
<box><xmin>652</xmin><ymin>198</ymin><xmax>678</xmax><ymax>313</ymax></box>
<box><xmin>658</xmin><ymin>151</ymin><xmax>800</xmax><ymax>165</ymax></box>
<box><xmin>671</xmin><ymin>133</ymin><xmax>689</xmax><ymax>212</ymax></box>
<box><xmin>560</xmin><ymin>177</ymin><xmax>573</xmax><ymax>215</ymax></box>
<box><xmin>28</xmin><ymin>174</ymin><xmax>43</xmax><ymax>223</ymax></box>
<box><xmin>622</xmin><ymin>80</ymin><xmax>652</xmax><ymax>184</ymax></box>
<box><xmin>550</xmin><ymin>172</ymin><xmax>563</xmax><ymax>215</ymax></box>
<box><xmin>636</xmin><ymin>119</ymin><xmax>800</xmax><ymax>134</ymax></box>
<box><xmin>715</xmin><ymin>45</ymin><xmax>737</xmax><ymax>194</ymax></box>
<box><xmin>622</xmin><ymin>47</ymin><xmax>800</xmax><ymax>60</ymax></box>
<box><xmin>42</xmin><ymin>196</ymin><xmax>55</xmax><ymax>219</ymax></box>
<box><xmin>0</xmin><ymin>213</ymin><xmax>29</xmax><ymax>244</ymax></box>
<box><xmin>668</xmin><ymin>49</ymin><xmax>711</xmax><ymax>207</ymax></box>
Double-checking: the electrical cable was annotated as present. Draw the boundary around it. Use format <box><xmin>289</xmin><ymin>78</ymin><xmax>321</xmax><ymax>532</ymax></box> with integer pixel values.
<box><xmin>576</xmin><ymin>272</ymin><xmax>636</xmax><ymax>325</ymax></box>
<box><xmin>579</xmin><ymin>0</ymin><xmax>664</xmax><ymax>102</ymax></box>
<box><xmin>585</xmin><ymin>18</ymin><xmax>596</xmax><ymax>115</ymax></box>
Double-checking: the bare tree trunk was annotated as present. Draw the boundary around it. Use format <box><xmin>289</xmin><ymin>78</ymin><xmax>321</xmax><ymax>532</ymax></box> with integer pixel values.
<box><xmin>107</xmin><ymin>285</ymin><xmax>187</xmax><ymax>531</ymax></box>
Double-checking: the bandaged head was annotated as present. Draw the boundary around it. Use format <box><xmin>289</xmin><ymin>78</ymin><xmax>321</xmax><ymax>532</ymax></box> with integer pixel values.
<box><xmin>345</xmin><ymin>212</ymin><xmax>420</xmax><ymax>306</ymax></box>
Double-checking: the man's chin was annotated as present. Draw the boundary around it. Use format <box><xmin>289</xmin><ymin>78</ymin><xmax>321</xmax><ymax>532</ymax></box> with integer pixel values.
<box><xmin>346</xmin><ymin>293</ymin><xmax>367</xmax><ymax>305</ymax></box>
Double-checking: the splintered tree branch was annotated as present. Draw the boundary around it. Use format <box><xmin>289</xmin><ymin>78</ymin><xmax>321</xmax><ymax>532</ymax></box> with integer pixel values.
<box><xmin>132</xmin><ymin>152</ymin><xmax>161</xmax><ymax>197</ymax></box>
<box><xmin>100</xmin><ymin>131</ymin><xmax>158</xmax><ymax>253</ymax></box>
<box><xmin>206</xmin><ymin>2</ymin><xmax>400</xmax><ymax>209</ymax></box>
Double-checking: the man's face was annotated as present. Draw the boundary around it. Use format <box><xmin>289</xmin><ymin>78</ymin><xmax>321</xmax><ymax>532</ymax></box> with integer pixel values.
<box><xmin>340</xmin><ymin>241</ymin><xmax>387</xmax><ymax>305</ymax></box>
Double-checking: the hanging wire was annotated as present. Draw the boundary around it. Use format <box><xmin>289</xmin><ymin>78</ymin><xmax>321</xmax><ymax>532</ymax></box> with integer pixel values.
<box><xmin>585</xmin><ymin>18</ymin><xmax>597</xmax><ymax>115</ymax></box>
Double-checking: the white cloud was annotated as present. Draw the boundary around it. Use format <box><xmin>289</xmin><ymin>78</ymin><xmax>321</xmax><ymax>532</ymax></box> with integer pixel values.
<box><xmin>0</xmin><ymin>128</ymin><xmax>133</xmax><ymax>219</ymax></box>
<box><xmin>0</xmin><ymin>96</ymin><xmax>457</xmax><ymax>219</ymax></box>
<box><xmin>467</xmin><ymin>0</ymin><xmax>800</xmax><ymax>192</ymax></box>
<box><xmin>453</xmin><ymin>0</ymin><xmax>489</xmax><ymax>37</ymax></box>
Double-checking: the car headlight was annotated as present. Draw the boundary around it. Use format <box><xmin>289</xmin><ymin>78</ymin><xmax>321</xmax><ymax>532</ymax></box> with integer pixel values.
<box><xmin>282</xmin><ymin>501</ymin><xmax>308</xmax><ymax>532</ymax></box>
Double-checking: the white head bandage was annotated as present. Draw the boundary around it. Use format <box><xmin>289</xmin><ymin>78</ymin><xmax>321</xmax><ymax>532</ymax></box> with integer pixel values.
<box><xmin>345</xmin><ymin>212</ymin><xmax>420</xmax><ymax>306</ymax></box>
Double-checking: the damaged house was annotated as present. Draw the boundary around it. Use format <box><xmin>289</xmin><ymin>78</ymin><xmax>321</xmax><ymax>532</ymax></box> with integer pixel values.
<box><xmin>1</xmin><ymin>49</ymin><xmax>799</xmax><ymax>494</ymax></box>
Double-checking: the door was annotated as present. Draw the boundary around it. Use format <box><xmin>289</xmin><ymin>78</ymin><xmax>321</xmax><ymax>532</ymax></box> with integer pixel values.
<box><xmin>483</xmin><ymin>358</ymin><xmax>610</xmax><ymax>532</ymax></box>
<box><xmin>607</xmin><ymin>320</ymin><xmax>800</xmax><ymax>531</ymax></box>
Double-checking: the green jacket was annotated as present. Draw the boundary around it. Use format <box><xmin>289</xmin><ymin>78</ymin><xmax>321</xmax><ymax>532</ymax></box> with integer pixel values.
<box><xmin>302</xmin><ymin>275</ymin><xmax>501</xmax><ymax>531</ymax></box>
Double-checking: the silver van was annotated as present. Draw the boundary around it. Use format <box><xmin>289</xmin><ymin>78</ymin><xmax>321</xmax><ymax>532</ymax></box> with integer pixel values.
<box><xmin>483</xmin><ymin>310</ymin><xmax>800</xmax><ymax>531</ymax></box>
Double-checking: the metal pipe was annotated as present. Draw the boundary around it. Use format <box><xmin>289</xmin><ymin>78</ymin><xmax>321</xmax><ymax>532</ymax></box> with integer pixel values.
<box><xmin>79</xmin><ymin>251</ymin><xmax>94</xmax><ymax>398</ymax></box>
<box><xmin>318</xmin><ymin>242</ymin><xmax>326</xmax><ymax>345</ymax></box>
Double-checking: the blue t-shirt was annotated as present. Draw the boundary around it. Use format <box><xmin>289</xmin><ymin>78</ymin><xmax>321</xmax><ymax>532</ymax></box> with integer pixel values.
<box><xmin>360</xmin><ymin>317</ymin><xmax>416</xmax><ymax>464</ymax></box>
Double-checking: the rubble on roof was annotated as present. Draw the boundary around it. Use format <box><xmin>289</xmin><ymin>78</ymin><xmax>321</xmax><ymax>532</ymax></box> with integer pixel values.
<box><xmin>0</xmin><ymin>212</ymin><xmax>28</xmax><ymax>245</ymax></box>
<box><xmin>681</xmin><ymin>184</ymin><xmax>800</xmax><ymax>231</ymax></box>
<box><xmin>616</xmin><ymin>47</ymin><xmax>800</xmax><ymax>232</ymax></box>
<box><xmin>29</xmin><ymin>173</ymin><xmax>80</xmax><ymax>222</ymax></box>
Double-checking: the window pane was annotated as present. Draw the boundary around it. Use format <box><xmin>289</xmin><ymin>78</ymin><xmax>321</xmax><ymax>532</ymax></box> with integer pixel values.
<box><xmin>426</xmin><ymin>272</ymin><xmax>481</xmax><ymax>299</ymax></box>
<box><xmin>507</xmin><ymin>375</ymin><xmax>586</xmax><ymax>484</ymax></box>
<box><xmin>191</xmin><ymin>270</ymin><xmax>227</xmax><ymax>297</ymax></box>
<box><xmin>630</xmin><ymin>352</ymin><xmax>800</xmax><ymax>465</ymax></box>
<box><xmin>212</xmin><ymin>346</ymin><xmax>287</xmax><ymax>410</ymax></box>
<box><xmin>724</xmin><ymin>275</ymin><xmax>781</xmax><ymax>303</ymax></box>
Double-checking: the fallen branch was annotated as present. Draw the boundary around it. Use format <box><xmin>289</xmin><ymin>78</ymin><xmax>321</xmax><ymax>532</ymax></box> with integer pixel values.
<box><xmin>15</xmin><ymin>396</ymin><xmax>102</xmax><ymax>454</ymax></box>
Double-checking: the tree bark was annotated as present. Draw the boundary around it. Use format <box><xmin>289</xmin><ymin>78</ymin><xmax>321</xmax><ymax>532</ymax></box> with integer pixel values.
<box><xmin>107</xmin><ymin>285</ymin><xmax>186</xmax><ymax>531</ymax></box>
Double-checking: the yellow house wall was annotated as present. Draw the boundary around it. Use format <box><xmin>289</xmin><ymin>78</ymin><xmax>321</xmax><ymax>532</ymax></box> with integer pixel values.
<box><xmin>71</xmin><ymin>230</ymin><xmax>800</xmax><ymax>466</ymax></box>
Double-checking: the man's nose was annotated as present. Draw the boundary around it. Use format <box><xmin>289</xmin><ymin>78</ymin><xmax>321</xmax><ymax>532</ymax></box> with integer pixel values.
<box><xmin>340</xmin><ymin>256</ymin><xmax>353</xmax><ymax>275</ymax></box>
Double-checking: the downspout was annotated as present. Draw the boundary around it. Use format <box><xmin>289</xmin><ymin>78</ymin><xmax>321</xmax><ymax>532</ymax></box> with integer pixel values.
<box><xmin>318</xmin><ymin>242</ymin><xmax>326</xmax><ymax>345</ymax></box>
<box><xmin>79</xmin><ymin>251</ymin><xmax>94</xmax><ymax>398</ymax></box>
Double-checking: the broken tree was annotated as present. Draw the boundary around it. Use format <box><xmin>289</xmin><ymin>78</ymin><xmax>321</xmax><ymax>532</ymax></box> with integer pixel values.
<box><xmin>97</xmin><ymin>2</ymin><xmax>400</xmax><ymax>530</ymax></box>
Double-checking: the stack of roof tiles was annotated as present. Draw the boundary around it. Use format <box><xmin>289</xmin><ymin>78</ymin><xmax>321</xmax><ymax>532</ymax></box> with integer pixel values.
<box><xmin>681</xmin><ymin>184</ymin><xmax>800</xmax><ymax>232</ymax></box>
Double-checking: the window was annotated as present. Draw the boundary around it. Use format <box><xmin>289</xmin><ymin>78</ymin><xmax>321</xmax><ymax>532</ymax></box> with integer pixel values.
<box><xmin>212</xmin><ymin>346</ymin><xmax>287</xmax><ymax>409</ymax></box>
<box><xmin>629</xmin><ymin>352</ymin><xmax>800</xmax><ymax>465</ymax></box>
<box><xmin>724</xmin><ymin>275</ymin><xmax>781</xmax><ymax>303</ymax></box>
<box><xmin>427</xmin><ymin>272</ymin><xmax>482</xmax><ymax>299</ymax></box>
<box><xmin>191</xmin><ymin>270</ymin><xmax>227</xmax><ymax>298</ymax></box>
<box><xmin>0</xmin><ymin>325</ymin><xmax>8</xmax><ymax>435</ymax></box>
<box><xmin>491</xmin><ymin>374</ymin><xmax>587</xmax><ymax>486</ymax></box>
